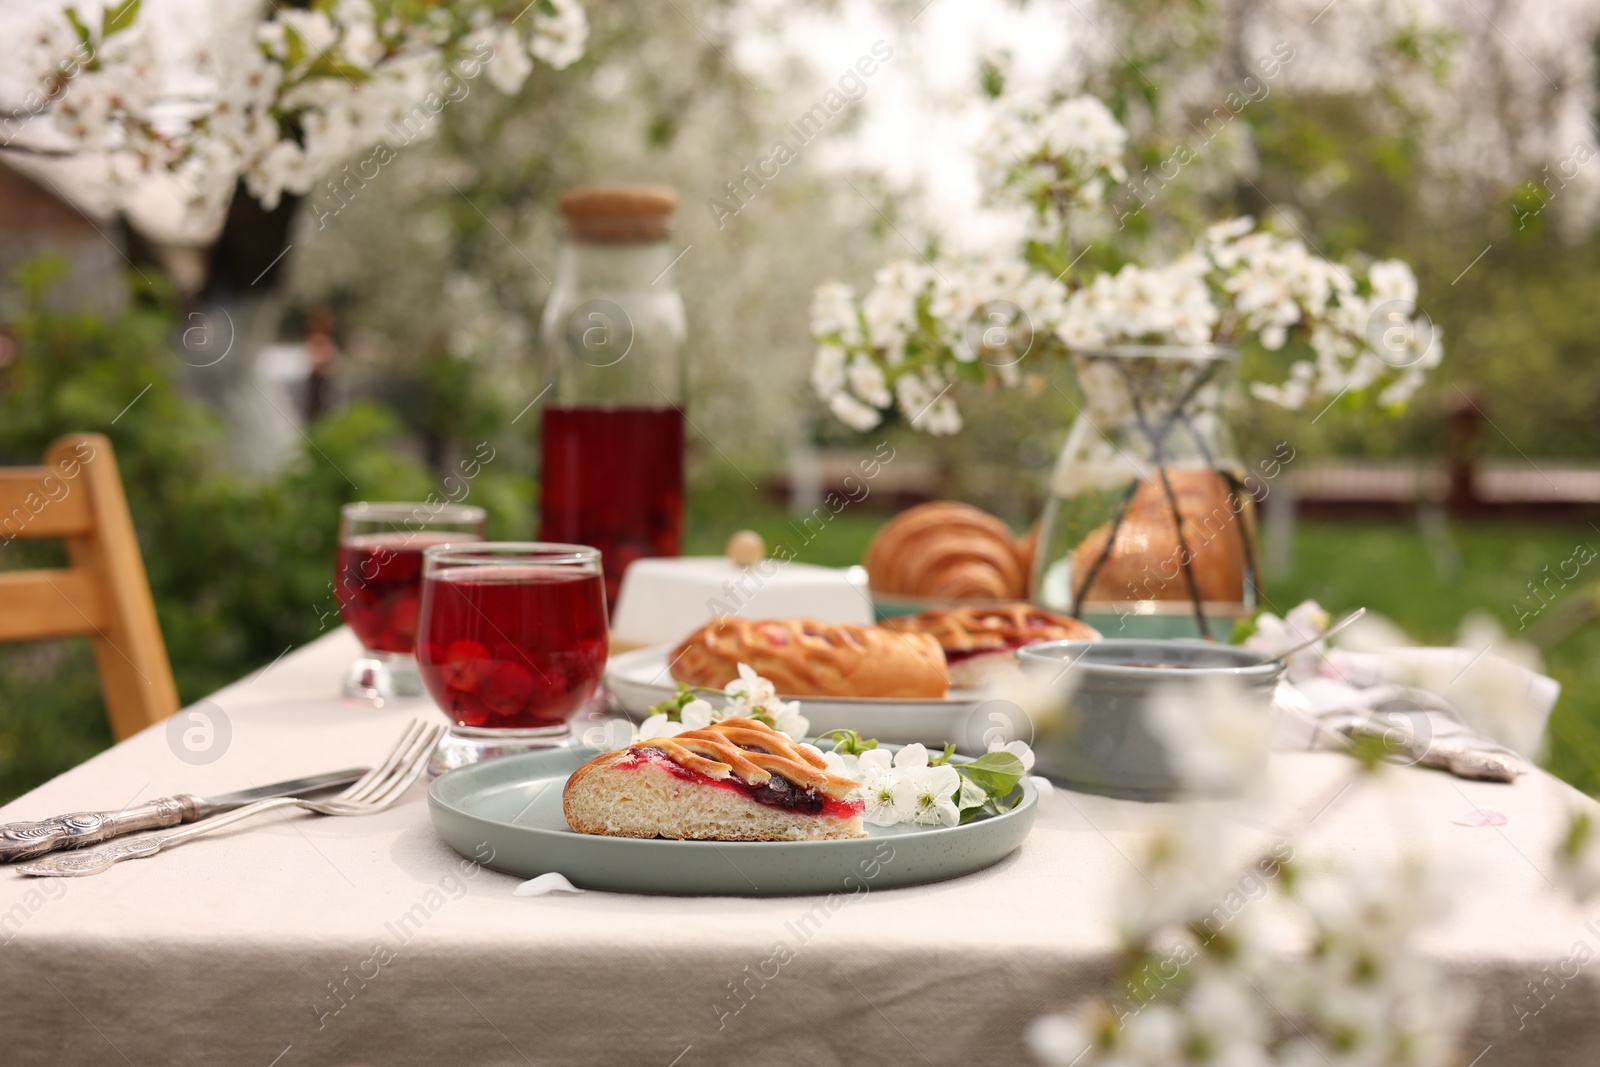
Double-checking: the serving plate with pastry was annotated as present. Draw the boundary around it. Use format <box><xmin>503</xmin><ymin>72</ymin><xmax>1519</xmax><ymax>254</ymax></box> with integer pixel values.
<box><xmin>427</xmin><ymin>718</ymin><xmax>1039</xmax><ymax>895</ymax></box>
<box><xmin>604</xmin><ymin>609</ymin><xmax>1097</xmax><ymax>750</ymax></box>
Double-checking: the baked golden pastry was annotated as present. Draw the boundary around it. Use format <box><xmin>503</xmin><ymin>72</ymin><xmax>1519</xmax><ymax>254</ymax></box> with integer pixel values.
<box><xmin>864</xmin><ymin>502</ymin><xmax>1029</xmax><ymax>600</ymax></box>
<box><xmin>883</xmin><ymin>603</ymin><xmax>1101</xmax><ymax>688</ymax></box>
<box><xmin>563</xmin><ymin>719</ymin><xmax>865</xmax><ymax>840</ymax></box>
<box><xmin>671</xmin><ymin>617</ymin><xmax>948</xmax><ymax>698</ymax></box>
<box><xmin>1070</xmin><ymin>469</ymin><xmax>1249</xmax><ymax>604</ymax></box>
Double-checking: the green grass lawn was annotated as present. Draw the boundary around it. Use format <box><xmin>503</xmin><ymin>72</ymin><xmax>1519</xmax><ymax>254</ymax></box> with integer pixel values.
<box><xmin>3</xmin><ymin>502</ymin><xmax>1597</xmax><ymax>803</ymax></box>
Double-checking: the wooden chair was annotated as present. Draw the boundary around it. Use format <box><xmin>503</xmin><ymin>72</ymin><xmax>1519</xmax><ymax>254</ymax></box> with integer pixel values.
<box><xmin>0</xmin><ymin>433</ymin><xmax>178</xmax><ymax>740</ymax></box>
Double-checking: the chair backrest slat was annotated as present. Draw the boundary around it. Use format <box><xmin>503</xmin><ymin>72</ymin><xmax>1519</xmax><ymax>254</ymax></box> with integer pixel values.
<box><xmin>0</xmin><ymin>434</ymin><xmax>178</xmax><ymax>740</ymax></box>
<box><xmin>0</xmin><ymin>569</ymin><xmax>106</xmax><ymax>641</ymax></box>
<box><xmin>0</xmin><ymin>465</ymin><xmax>97</xmax><ymax>541</ymax></box>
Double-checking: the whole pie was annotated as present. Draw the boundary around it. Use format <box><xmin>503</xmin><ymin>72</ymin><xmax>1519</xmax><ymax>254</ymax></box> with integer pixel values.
<box><xmin>881</xmin><ymin>603</ymin><xmax>1100</xmax><ymax>688</ymax></box>
<box><xmin>563</xmin><ymin>720</ymin><xmax>865</xmax><ymax>841</ymax></box>
<box><xmin>670</xmin><ymin>616</ymin><xmax>948</xmax><ymax>698</ymax></box>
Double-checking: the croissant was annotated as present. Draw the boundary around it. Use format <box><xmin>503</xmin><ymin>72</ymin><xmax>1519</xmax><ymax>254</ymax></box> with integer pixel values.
<box><xmin>1070</xmin><ymin>468</ymin><xmax>1250</xmax><ymax>604</ymax></box>
<box><xmin>864</xmin><ymin>502</ymin><xmax>1029</xmax><ymax>600</ymax></box>
<box><xmin>670</xmin><ymin>617</ymin><xmax>948</xmax><ymax>698</ymax></box>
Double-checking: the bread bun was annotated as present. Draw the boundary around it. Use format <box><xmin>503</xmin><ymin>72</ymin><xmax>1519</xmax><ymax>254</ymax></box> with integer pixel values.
<box><xmin>865</xmin><ymin>502</ymin><xmax>1028</xmax><ymax>600</ymax></box>
<box><xmin>671</xmin><ymin>617</ymin><xmax>948</xmax><ymax>698</ymax></box>
<box><xmin>1070</xmin><ymin>469</ymin><xmax>1249</xmax><ymax>604</ymax></box>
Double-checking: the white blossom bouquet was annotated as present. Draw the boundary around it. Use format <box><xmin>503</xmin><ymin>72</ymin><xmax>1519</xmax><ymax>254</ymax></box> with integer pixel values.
<box><xmin>811</xmin><ymin>94</ymin><xmax>1441</xmax><ymax>435</ymax></box>
<box><xmin>11</xmin><ymin>0</ymin><xmax>587</xmax><ymax>216</ymax></box>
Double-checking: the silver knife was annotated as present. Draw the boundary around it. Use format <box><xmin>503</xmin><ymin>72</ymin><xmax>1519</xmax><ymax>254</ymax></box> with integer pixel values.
<box><xmin>0</xmin><ymin>768</ymin><xmax>368</xmax><ymax>863</ymax></box>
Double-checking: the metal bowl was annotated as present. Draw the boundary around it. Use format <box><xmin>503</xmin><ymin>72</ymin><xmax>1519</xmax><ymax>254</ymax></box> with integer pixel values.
<box><xmin>1016</xmin><ymin>639</ymin><xmax>1284</xmax><ymax>801</ymax></box>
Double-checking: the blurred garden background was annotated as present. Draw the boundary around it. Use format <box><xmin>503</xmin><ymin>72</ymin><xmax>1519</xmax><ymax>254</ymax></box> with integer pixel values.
<box><xmin>3</xmin><ymin>0</ymin><xmax>1600</xmax><ymax>800</ymax></box>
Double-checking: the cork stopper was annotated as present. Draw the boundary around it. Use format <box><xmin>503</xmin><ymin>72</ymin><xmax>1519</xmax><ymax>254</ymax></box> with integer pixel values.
<box><xmin>559</xmin><ymin>185</ymin><xmax>677</xmax><ymax>242</ymax></box>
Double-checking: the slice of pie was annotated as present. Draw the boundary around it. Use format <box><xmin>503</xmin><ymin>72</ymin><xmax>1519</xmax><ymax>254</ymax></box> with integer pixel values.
<box><xmin>563</xmin><ymin>720</ymin><xmax>865</xmax><ymax>841</ymax></box>
<box><xmin>882</xmin><ymin>603</ymin><xmax>1101</xmax><ymax>688</ymax></box>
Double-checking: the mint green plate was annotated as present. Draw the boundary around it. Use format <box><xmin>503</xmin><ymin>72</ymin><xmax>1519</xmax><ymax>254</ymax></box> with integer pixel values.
<box><xmin>428</xmin><ymin>747</ymin><xmax>1038</xmax><ymax>897</ymax></box>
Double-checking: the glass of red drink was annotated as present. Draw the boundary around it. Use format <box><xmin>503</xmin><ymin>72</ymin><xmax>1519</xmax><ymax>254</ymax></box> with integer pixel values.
<box><xmin>416</xmin><ymin>542</ymin><xmax>608</xmax><ymax>772</ymax></box>
<box><xmin>336</xmin><ymin>502</ymin><xmax>487</xmax><ymax>704</ymax></box>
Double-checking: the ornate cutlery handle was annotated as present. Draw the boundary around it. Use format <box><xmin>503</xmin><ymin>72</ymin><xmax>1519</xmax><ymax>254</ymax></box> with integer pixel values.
<box><xmin>17</xmin><ymin>796</ymin><xmax>305</xmax><ymax>877</ymax></box>
<box><xmin>0</xmin><ymin>796</ymin><xmax>202</xmax><ymax>862</ymax></box>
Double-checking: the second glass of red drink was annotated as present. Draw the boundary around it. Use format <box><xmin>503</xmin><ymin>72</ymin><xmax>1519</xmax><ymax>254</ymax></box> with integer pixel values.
<box><xmin>336</xmin><ymin>501</ymin><xmax>486</xmax><ymax>703</ymax></box>
<box><xmin>417</xmin><ymin>542</ymin><xmax>609</xmax><ymax>773</ymax></box>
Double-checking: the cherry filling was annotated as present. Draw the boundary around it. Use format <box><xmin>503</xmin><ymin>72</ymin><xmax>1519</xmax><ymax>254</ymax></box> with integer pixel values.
<box><xmin>623</xmin><ymin>747</ymin><xmax>864</xmax><ymax>820</ymax></box>
<box><xmin>943</xmin><ymin>643</ymin><xmax>1022</xmax><ymax>665</ymax></box>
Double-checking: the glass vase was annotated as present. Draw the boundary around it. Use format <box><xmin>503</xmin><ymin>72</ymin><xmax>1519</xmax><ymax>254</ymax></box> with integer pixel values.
<box><xmin>1032</xmin><ymin>344</ymin><xmax>1261</xmax><ymax>639</ymax></box>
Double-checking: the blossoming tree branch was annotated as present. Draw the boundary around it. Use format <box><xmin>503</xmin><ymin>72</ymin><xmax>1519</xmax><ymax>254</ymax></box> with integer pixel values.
<box><xmin>809</xmin><ymin>93</ymin><xmax>1442</xmax><ymax>435</ymax></box>
<box><xmin>2</xmin><ymin>0</ymin><xmax>587</xmax><ymax>235</ymax></box>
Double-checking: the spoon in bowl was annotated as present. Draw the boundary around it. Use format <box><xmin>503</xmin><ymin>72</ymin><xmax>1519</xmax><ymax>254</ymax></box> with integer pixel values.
<box><xmin>1271</xmin><ymin>607</ymin><xmax>1366</xmax><ymax>663</ymax></box>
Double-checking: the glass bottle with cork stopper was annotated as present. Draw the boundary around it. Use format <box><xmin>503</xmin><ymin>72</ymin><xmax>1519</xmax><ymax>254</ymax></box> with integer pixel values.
<box><xmin>538</xmin><ymin>185</ymin><xmax>687</xmax><ymax>607</ymax></box>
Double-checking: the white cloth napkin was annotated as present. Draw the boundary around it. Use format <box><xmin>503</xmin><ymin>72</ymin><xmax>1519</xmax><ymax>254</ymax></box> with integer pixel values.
<box><xmin>1270</xmin><ymin>646</ymin><xmax>1560</xmax><ymax>780</ymax></box>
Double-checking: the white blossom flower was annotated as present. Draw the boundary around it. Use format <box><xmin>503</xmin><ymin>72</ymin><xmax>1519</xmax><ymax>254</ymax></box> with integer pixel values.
<box><xmin>680</xmin><ymin>699</ymin><xmax>715</xmax><ymax>729</ymax></box>
<box><xmin>483</xmin><ymin>24</ymin><xmax>535</xmax><ymax>94</ymax></box>
<box><xmin>637</xmin><ymin>713</ymin><xmax>683</xmax><ymax>740</ymax></box>
<box><xmin>811</xmin><ymin>343</ymin><xmax>847</xmax><ymax>399</ymax></box>
<box><xmin>528</xmin><ymin>0</ymin><xmax>589</xmax><ymax>70</ymax></box>
<box><xmin>857</xmin><ymin>756</ymin><xmax>903</xmax><ymax>827</ymax></box>
<box><xmin>1026</xmin><ymin>1013</ymin><xmax>1093</xmax><ymax>1067</ymax></box>
<box><xmin>810</xmin><ymin>281</ymin><xmax>862</xmax><ymax>344</ymax></box>
<box><xmin>829</xmin><ymin>390</ymin><xmax>883</xmax><ymax>431</ymax></box>
<box><xmin>820</xmin><ymin>749</ymin><xmax>859</xmax><ymax>778</ymax></box>
<box><xmin>723</xmin><ymin>663</ymin><xmax>775</xmax><ymax>709</ymax></box>
<box><xmin>1245</xmin><ymin>599</ymin><xmax>1331</xmax><ymax>682</ymax></box>
<box><xmin>637</xmin><ymin>697</ymin><xmax>713</xmax><ymax>740</ymax></box>
<box><xmin>1144</xmin><ymin>674</ymin><xmax>1272</xmax><ymax>793</ymax></box>
<box><xmin>1368</xmin><ymin>259</ymin><xmax>1418</xmax><ymax>307</ymax></box>
<box><xmin>988</xmin><ymin>738</ymin><xmax>1036</xmax><ymax>772</ymax></box>
<box><xmin>891</xmin><ymin>764</ymin><xmax>961</xmax><ymax>827</ymax></box>
<box><xmin>769</xmin><ymin>704</ymin><xmax>810</xmax><ymax>740</ymax></box>
<box><xmin>846</xmin><ymin>354</ymin><xmax>892</xmax><ymax>407</ymax></box>
<box><xmin>580</xmin><ymin>718</ymin><xmax>638</xmax><ymax>750</ymax></box>
<box><xmin>721</xmin><ymin>663</ymin><xmax>809</xmax><ymax>739</ymax></box>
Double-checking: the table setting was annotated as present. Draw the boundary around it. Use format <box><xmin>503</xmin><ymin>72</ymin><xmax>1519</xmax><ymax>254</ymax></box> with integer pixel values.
<box><xmin>3</xmin><ymin>5</ymin><xmax>1600</xmax><ymax>1065</ymax></box>
<box><xmin>0</xmin><ymin>471</ymin><xmax>1592</xmax><ymax>1066</ymax></box>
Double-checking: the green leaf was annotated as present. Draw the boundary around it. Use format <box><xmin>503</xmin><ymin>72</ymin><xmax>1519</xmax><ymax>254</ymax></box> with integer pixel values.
<box><xmin>283</xmin><ymin>21</ymin><xmax>307</xmax><ymax>69</ymax></box>
<box><xmin>1230</xmin><ymin>611</ymin><xmax>1263</xmax><ymax>645</ymax></box>
<box><xmin>957</xmin><ymin>750</ymin><xmax>1025</xmax><ymax>798</ymax></box>
<box><xmin>64</xmin><ymin>8</ymin><xmax>92</xmax><ymax>45</ymax></box>
<box><xmin>101</xmin><ymin>0</ymin><xmax>140</xmax><ymax>37</ymax></box>
<box><xmin>952</xmin><ymin>359</ymin><xmax>986</xmax><ymax>384</ymax></box>
<box><xmin>956</xmin><ymin>776</ymin><xmax>987</xmax><ymax>812</ymax></box>
<box><xmin>1563</xmin><ymin>812</ymin><xmax>1594</xmax><ymax>858</ymax></box>
<box><xmin>815</xmin><ymin>728</ymin><xmax>878</xmax><ymax>755</ymax></box>
<box><xmin>307</xmin><ymin>57</ymin><xmax>374</xmax><ymax>83</ymax></box>
<box><xmin>645</xmin><ymin>683</ymin><xmax>697</xmax><ymax>720</ymax></box>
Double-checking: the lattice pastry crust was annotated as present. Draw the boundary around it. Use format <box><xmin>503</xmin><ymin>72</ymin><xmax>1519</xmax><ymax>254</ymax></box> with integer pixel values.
<box><xmin>670</xmin><ymin>616</ymin><xmax>948</xmax><ymax>699</ymax></box>
<box><xmin>882</xmin><ymin>603</ymin><xmax>1101</xmax><ymax>655</ymax></box>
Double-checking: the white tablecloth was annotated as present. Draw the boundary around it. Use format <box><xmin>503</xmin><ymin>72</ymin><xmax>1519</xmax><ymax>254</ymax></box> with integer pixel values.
<box><xmin>1</xmin><ymin>629</ymin><xmax>1597</xmax><ymax>1066</ymax></box>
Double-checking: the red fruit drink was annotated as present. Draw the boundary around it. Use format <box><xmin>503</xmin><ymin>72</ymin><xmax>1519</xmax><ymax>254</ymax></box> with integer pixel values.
<box><xmin>416</xmin><ymin>564</ymin><xmax>608</xmax><ymax>729</ymax></box>
<box><xmin>539</xmin><ymin>406</ymin><xmax>683</xmax><ymax>606</ymax></box>
<box><xmin>336</xmin><ymin>532</ymin><xmax>461</xmax><ymax>654</ymax></box>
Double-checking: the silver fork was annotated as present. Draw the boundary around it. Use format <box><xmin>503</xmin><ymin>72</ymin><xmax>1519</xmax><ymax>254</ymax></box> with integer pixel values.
<box><xmin>18</xmin><ymin>720</ymin><xmax>445</xmax><ymax>878</ymax></box>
